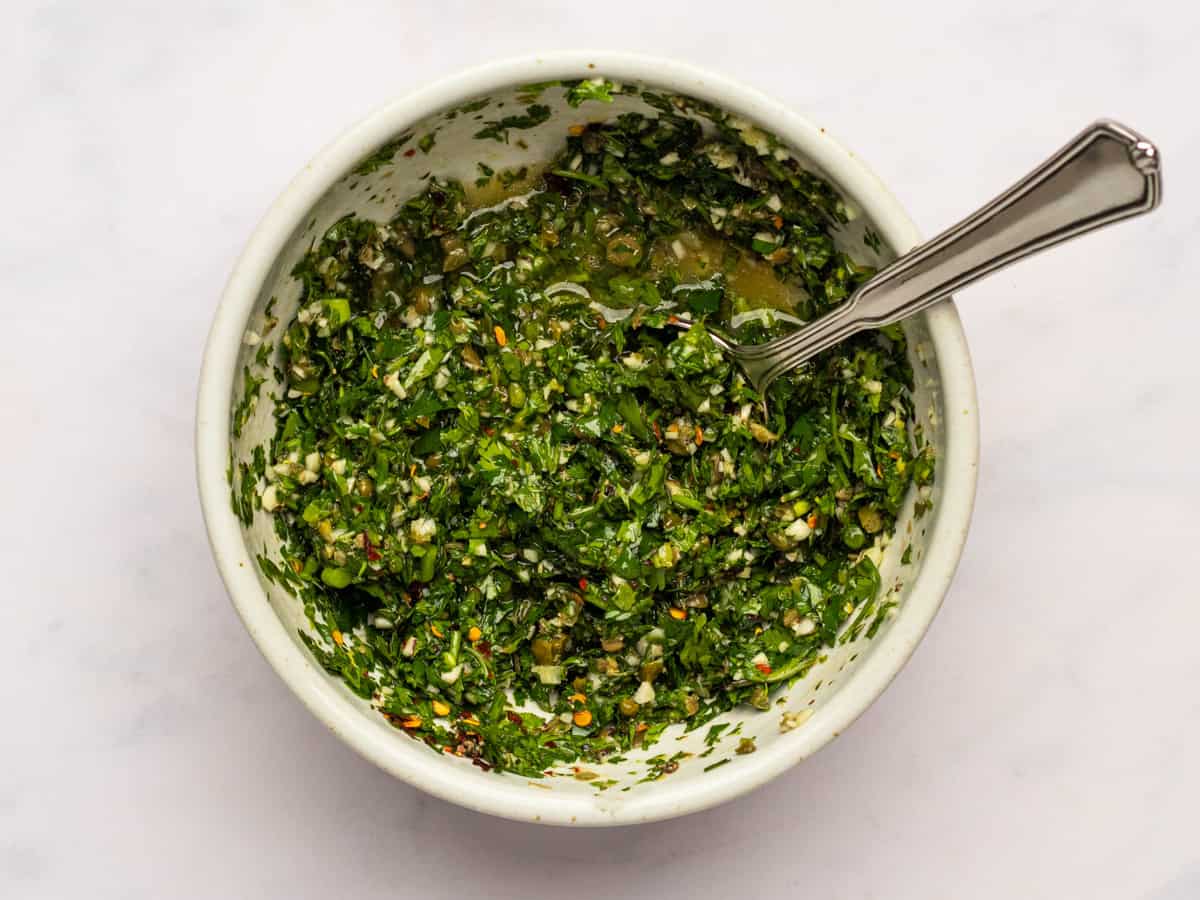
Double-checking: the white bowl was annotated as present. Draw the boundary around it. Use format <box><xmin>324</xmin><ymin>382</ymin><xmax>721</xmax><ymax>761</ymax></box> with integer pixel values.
<box><xmin>196</xmin><ymin>51</ymin><xmax>979</xmax><ymax>826</ymax></box>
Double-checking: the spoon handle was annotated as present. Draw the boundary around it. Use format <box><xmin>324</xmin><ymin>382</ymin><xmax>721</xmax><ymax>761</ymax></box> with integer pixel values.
<box><xmin>744</xmin><ymin>120</ymin><xmax>1162</xmax><ymax>392</ymax></box>
<box><xmin>851</xmin><ymin>119</ymin><xmax>1161</xmax><ymax>327</ymax></box>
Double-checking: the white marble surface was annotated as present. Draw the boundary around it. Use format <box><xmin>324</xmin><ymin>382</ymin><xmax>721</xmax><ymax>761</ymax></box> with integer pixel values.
<box><xmin>4</xmin><ymin>2</ymin><xmax>1198</xmax><ymax>897</ymax></box>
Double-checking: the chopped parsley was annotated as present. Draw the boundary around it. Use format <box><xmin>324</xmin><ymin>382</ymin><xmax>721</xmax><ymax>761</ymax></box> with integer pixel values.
<box><xmin>353</xmin><ymin>134</ymin><xmax>413</xmax><ymax>175</ymax></box>
<box><xmin>565</xmin><ymin>78</ymin><xmax>617</xmax><ymax>107</ymax></box>
<box><xmin>246</xmin><ymin>107</ymin><xmax>933</xmax><ymax>777</ymax></box>
<box><xmin>474</xmin><ymin>104</ymin><xmax>552</xmax><ymax>143</ymax></box>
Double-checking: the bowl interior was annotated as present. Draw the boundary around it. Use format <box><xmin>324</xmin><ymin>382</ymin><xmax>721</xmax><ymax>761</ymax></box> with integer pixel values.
<box><xmin>214</xmin><ymin>68</ymin><xmax>963</xmax><ymax>823</ymax></box>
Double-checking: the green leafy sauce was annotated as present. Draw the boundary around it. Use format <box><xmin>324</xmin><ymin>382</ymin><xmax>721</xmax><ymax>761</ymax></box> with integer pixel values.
<box><xmin>248</xmin><ymin>103</ymin><xmax>933</xmax><ymax>777</ymax></box>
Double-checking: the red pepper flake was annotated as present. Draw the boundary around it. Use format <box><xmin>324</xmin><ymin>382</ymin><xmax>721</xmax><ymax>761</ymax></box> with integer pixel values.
<box><xmin>363</xmin><ymin>535</ymin><xmax>382</xmax><ymax>562</ymax></box>
<box><xmin>476</xmin><ymin>640</ymin><xmax>493</xmax><ymax>658</ymax></box>
<box><xmin>578</xmin><ymin>577</ymin><xmax>589</xmax><ymax>591</ymax></box>
<box><xmin>483</xmin><ymin>427</ymin><xmax>495</xmax><ymax>437</ymax></box>
<box><xmin>506</xmin><ymin>711</ymin><xmax>524</xmax><ymax>725</ymax></box>
<box><xmin>772</xmin><ymin>215</ymin><xmax>784</xmax><ymax>230</ymax></box>
<box><xmin>596</xmin><ymin>315</ymin><xmax>606</xmax><ymax>330</ymax></box>
<box><xmin>667</xmin><ymin>314</ymin><xmax>680</xmax><ymax>325</ymax></box>
<box><xmin>403</xmin><ymin>148</ymin><xmax>416</xmax><ymax>157</ymax></box>
<box><xmin>754</xmin><ymin>661</ymin><xmax>773</xmax><ymax>675</ymax></box>
<box><xmin>652</xmin><ymin>420</ymin><xmax>662</xmax><ymax>441</ymax></box>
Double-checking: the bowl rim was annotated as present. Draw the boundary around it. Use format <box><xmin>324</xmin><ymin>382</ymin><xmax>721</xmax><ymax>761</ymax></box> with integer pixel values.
<box><xmin>196</xmin><ymin>50</ymin><xmax>979</xmax><ymax>826</ymax></box>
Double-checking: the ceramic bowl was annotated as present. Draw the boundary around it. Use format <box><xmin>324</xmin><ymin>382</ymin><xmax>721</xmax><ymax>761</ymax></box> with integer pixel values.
<box><xmin>196</xmin><ymin>51</ymin><xmax>978</xmax><ymax>825</ymax></box>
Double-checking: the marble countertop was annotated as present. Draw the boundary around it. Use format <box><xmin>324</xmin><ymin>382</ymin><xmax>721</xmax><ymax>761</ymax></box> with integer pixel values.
<box><xmin>4</xmin><ymin>2</ymin><xmax>1198</xmax><ymax>897</ymax></box>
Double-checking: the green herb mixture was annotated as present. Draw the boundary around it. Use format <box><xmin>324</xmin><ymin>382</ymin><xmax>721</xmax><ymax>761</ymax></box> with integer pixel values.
<box><xmin>244</xmin><ymin>99</ymin><xmax>933</xmax><ymax>777</ymax></box>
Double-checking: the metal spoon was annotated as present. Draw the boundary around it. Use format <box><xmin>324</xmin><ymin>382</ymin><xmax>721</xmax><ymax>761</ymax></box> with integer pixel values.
<box><xmin>682</xmin><ymin>120</ymin><xmax>1162</xmax><ymax>396</ymax></box>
